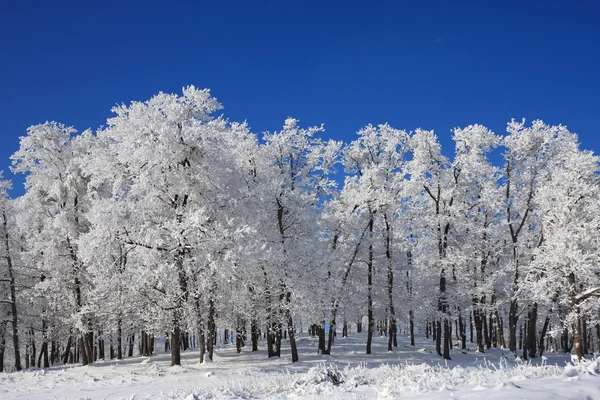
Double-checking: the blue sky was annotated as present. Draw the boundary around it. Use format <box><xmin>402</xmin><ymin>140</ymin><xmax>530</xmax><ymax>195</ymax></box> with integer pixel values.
<box><xmin>1</xmin><ymin>1</ymin><xmax>599</xmax><ymax>196</ymax></box>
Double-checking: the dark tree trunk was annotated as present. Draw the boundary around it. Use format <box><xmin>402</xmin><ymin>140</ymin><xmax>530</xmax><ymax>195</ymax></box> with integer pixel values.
<box><xmin>25</xmin><ymin>339</ymin><xmax>29</xmax><ymax>369</ymax></box>
<box><xmin>98</xmin><ymin>333</ymin><xmax>105</xmax><ymax>360</ymax></box>
<box><xmin>435</xmin><ymin>319</ymin><xmax>442</xmax><ymax>356</ymax></box>
<box><xmin>79</xmin><ymin>336</ymin><xmax>88</xmax><ymax>366</ymax></box>
<box><xmin>117</xmin><ymin>319</ymin><xmax>123</xmax><ymax>359</ymax></box>
<box><xmin>527</xmin><ymin>303</ymin><xmax>538</xmax><ymax>358</ymax></box>
<box><xmin>582</xmin><ymin>318</ymin><xmax>589</xmax><ymax>355</ymax></box>
<box><xmin>207</xmin><ymin>295</ymin><xmax>216</xmax><ymax>361</ymax></box>
<box><xmin>110</xmin><ymin>342</ymin><xmax>115</xmax><ymax>360</ymax></box>
<box><xmin>275</xmin><ymin>324</ymin><xmax>282</xmax><ymax>356</ymax></box>
<box><xmin>3</xmin><ymin>211</ymin><xmax>22</xmax><ymax>371</ymax></box>
<box><xmin>539</xmin><ymin>313</ymin><xmax>551</xmax><ymax>357</ymax></box>
<box><xmin>0</xmin><ymin>321</ymin><xmax>6</xmax><ymax>372</ymax></box>
<box><xmin>128</xmin><ymin>332</ymin><xmax>134</xmax><ymax>358</ymax></box>
<box><xmin>509</xmin><ymin>301</ymin><xmax>519</xmax><ymax>353</ymax></box>
<box><xmin>50</xmin><ymin>341</ymin><xmax>58</xmax><ymax>365</ymax></box>
<box><xmin>37</xmin><ymin>341</ymin><xmax>49</xmax><ymax>368</ymax></box>
<box><xmin>561</xmin><ymin>325</ymin><xmax>571</xmax><ymax>353</ymax></box>
<box><xmin>343</xmin><ymin>320</ymin><xmax>348</xmax><ymax>337</ymax></box>
<box><xmin>438</xmin><ymin>268</ymin><xmax>451</xmax><ymax>359</ymax></box>
<box><xmin>573</xmin><ymin>317</ymin><xmax>584</xmax><ymax>360</ymax></box>
<box><xmin>409</xmin><ymin>310</ymin><xmax>415</xmax><ymax>346</ymax></box>
<box><xmin>490</xmin><ymin>312</ymin><xmax>497</xmax><ymax>348</ymax></box>
<box><xmin>483</xmin><ymin>310</ymin><xmax>491</xmax><ymax>349</ymax></box>
<box><xmin>469</xmin><ymin>313</ymin><xmax>473</xmax><ymax>343</ymax></box>
<box><xmin>235</xmin><ymin>326</ymin><xmax>243</xmax><ymax>354</ymax></box>
<box><xmin>325</xmin><ymin>320</ymin><xmax>335</xmax><ymax>354</ymax></box>
<box><xmin>443</xmin><ymin>318</ymin><xmax>452</xmax><ymax>359</ymax></box>
<box><xmin>595</xmin><ymin>323</ymin><xmax>600</xmax><ymax>356</ymax></box>
<box><xmin>458</xmin><ymin>314</ymin><xmax>466</xmax><ymax>350</ymax></box>
<box><xmin>384</xmin><ymin>214</ymin><xmax>397</xmax><ymax>352</ymax></box>
<box><xmin>496</xmin><ymin>311</ymin><xmax>506</xmax><ymax>348</ymax></box>
<box><xmin>519</xmin><ymin>324</ymin><xmax>523</xmax><ymax>350</ymax></box>
<box><xmin>183</xmin><ymin>332</ymin><xmax>189</xmax><ymax>351</ymax></box>
<box><xmin>171</xmin><ymin>316</ymin><xmax>181</xmax><ymax>366</ymax></box>
<box><xmin>37</xmin><ymin>318</ymin><xmax>49</xmax><ymax>368</ymax></box>
<box><xmin>366</xmin><ymin>214</ymin><xmax>374</xmax><ymax>355</ymax></box>
<box><xmin>198</xmin><ymin>327</ymin><xmax>206</xmax><ymax>364</ymax></box>
<box><xmin>522</xmin><ymin>315</ymin><xmax>528</xmax><ymax>360</ymax></box>
<box><xmin>62</xmin><ymin>336</ymin><xmax>72</xmax><ymax>364</ymax></box>
<box><xmin>318</xmin><ymin>322</ymin><xmax>327</xmax><ymax>354</ymax></box>
<box><xmin>287</xmin><ymin>311</ymin><xmax>298</xmax><ymax>362</ymax></box>
<box><xmin>140</xmin><ymin>331</ymin><xmax>147</xmax><ymax>356</ymax></box>
<box><xmin>474</xmin><ymin>308</ymin><xmax>484</xmax><ymax>352</ymax></box>
<box><xmin>251</xmin><ymin>319</ymin><xmax>258</xmax><ymax>352</ymax></box>
<box><xmin>266</xmin><ymin>324</ymin><xmax>275</xmax><ymax>357</ymax></box>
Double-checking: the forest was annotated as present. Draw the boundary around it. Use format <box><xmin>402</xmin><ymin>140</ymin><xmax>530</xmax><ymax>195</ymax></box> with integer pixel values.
<box><xmin>1</xmin><ymin>85</ymin><xmax>599</xmax><ymax>372</ymax></box>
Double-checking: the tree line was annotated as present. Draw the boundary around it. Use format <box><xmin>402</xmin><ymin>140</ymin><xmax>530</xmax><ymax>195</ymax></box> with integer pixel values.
<box><xmin>1</xmin><ymin>86</ymin><xmax>599</xmax><ymax>371</ymax></box>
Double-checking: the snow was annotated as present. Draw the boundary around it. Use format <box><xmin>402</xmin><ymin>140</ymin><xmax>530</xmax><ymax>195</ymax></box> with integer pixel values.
<box><xmin>1</xmin><ymin>333</ymin><xmax>599</xmax><ymax>399</ymax></box>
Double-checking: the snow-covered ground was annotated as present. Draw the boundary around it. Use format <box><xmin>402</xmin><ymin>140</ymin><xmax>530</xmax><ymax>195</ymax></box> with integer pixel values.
<box><xmin>1</xmin><ymin>332</ymin><xmax>599</xmax><ymax>399</ymax></box>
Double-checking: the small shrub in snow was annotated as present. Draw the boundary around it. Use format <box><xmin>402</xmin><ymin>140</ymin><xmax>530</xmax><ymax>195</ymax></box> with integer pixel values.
<box><xmin>305</xmin><ymin>363</ymin><xmax>344</xmax><ymax>386</ymax></box>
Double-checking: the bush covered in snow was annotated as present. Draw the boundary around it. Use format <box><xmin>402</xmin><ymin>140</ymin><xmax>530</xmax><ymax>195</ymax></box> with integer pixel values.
<box><xmin>168</xmin><ymin>359</ymin><xmax>600</xmax><ymax>399</ymax></box>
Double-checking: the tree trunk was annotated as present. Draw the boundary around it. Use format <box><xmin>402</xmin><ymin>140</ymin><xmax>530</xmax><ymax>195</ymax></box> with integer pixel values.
<box><xmin>458</xmin><ymin>313</ymin><xmax>466</xmax><ymax>350</ymax></box>
<box><xmin>595</xmin><ymin>323</ymin><xmax>600</xmax><ymax>356</ymax></box>
<box><xmin>384</xmin><ymin>214</ymin><xmax>397</xmax><ymax>352</ymax></box>
<box><xmin>251</xmin><ymin>319</ymin><xmax>258</xmax><ymax>352</ymax></box>
<box><xmin>198</xmin><ymin>327</ymin><xmax>205</xmax><ymax>364</ymax></box>
<box><xmin>62</xmin><ymin>336</ymin><xmax>72</xmax><ymax>364</ymax></box>
<box><xmin>287</xmin><ymin>310</ymin><xmax>298</xmax><ymax>362</ymax></box>
<box><xmin>474</xmin><ymin>307</ymin><xmax>484</xmax><ymax>352</ymax></box>
<box><xmin>3</xmin><ymin>211</ymin><xmax>22</xmax><ymax>371</ymax></box>
<box><xmin>79</xmin><ymin>336</ymin><xmax>88</xmax><ymax>366</ymax></box>
<box><xmin>366</xmin><ymin>214</ymin><xmax>374</xmax><ymax>355</ymax></box>
<box><xmin>538</xmin><ymin>313</ymin><xmax>551</xmax><ymax>357</ymax></box>
<box><xmin>443</xmin><ymin>318</ymin><xmax>451</xmax><ymax>359</ymax></box>
<box><xmin>435</xmin><ymin>319</ymin><xmax>442</xmax><ymax>356</ymax></box>
<box><xmin>439</xmin><ymin>267</ymin><xmax>451</xmax><ymax>360</ymax></box>
<box><xmin>573</xmin><ymin>317</ymin><xmax>584</xmax><ymax>360</ymax></box>
<box><xmin>409</xmin><ymin>310</ymin><xmax>415</xmax><ymax>346</ymax></box>
<box><xmin>37</xmin><ymin>340</ymin><xmax>49</xmax><ymax>368</ymax></box>
<box><xmin>582</xmin><ymin>318</ymin><xmax>588</xmax><ymax>355</ymax></box>
<box><xmin>275</xmin><ymin>324</ymin><xmax>282</xmax><ymax>357</ymax></box>
<box><xmin>0</xmin><ymin>321</ymin><xmax>6</xmax><ymax>372</ymax></box>
<box><xmin>171</xmin><ymin>313</ymin><xmax>181</xmax><ymax>366</ymax></box>
<box><xmin>25</xmin><ymin>339</ymin><xmax>29</xmax><ymax>369</ymax></box>
<box><xmin>207</xmin><ymin>295</ymin><xmax>216</xmax><ymax>361</ymax></box>
<box><xmin>508</xmin><ymin>299</ymin><xmax>518</xmax><ymax>353</ymax></box>
<box><xmin>127</xmin><ymin>332</ymin><xmax>134</xmax><ymax>358</ymax></box>
<box><xmin>496</xmin><ymin>311</ymin><xmax>506</xmax><ymax>348</ymax></box>
<box><xmin>469</xmin><ymin>313</ymin><xmax>473</xmax><ymax>343</ymax></box>
<box><xmin>37</xmin><ymin>317</ymin><xmax>49</xmax><ymax>368</ymax></box>
<box><xmin>98</xmin><ymin>333</ymin><xmax>105</xmax><ymax>360</ymax></box>
<box><xmin>117</xmin><ymin>318</ymin><xmax>123</xmax><ymax>359</ymax></box>
<box><xmin>522</xmin><ymin>315</ymin><xmax>528</xmax><ymax>360</ymax></box>
<box><xmin>528</xmin><ymin>303</ymin><xmax>538</xmax><ymax>358</ymax></box>
<box><xmin>318</xmin><ymin>322</ymin><xmax>327</xmax><ymax>354</ymax></box>
<box><xmin>483</xmin><ymin>310</ymin><xmax>491</xmax><ymax>349</ymax></box>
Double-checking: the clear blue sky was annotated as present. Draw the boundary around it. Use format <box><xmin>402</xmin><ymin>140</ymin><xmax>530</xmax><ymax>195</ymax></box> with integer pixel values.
<box><xmin>2</xmin><ymin>1</ymin><xmax>599</xmax><ymax>197</ymax></box>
